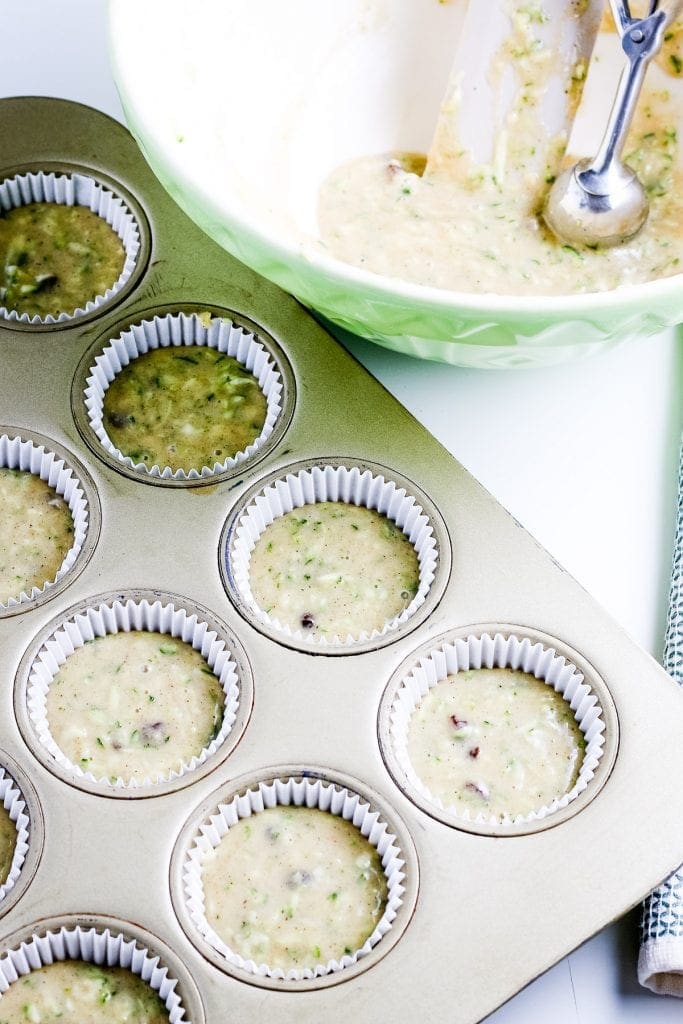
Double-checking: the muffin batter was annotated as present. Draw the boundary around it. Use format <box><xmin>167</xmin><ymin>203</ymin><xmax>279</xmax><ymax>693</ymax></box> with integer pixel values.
<box><xmin>201</xmin><ymin>806</ymin><xmax>387</xmax><ymax>969</ymax></box>
<box><xmin>407</xmin><ymin>668</ymin><xmax>585</xmax><ymax>819</ymax></box>
<box><xmin>0</xmin><ymin>961</ymin><xmax>168</xmax><ymax>1022</ymax></box>
<box><xmin>319</xmin><ymin>103</ymin><xmax>683</xmax><ymax>297</ymax></box>
<box><xmin>0</xmin><ymin>804</ymin><xmax>16</xmax><ymax>887</ymax></box>
<box><xmin>45</xmin><ymin>631</ymin><xmax>225</xmax><ymax>783</ymax></box>
<box><xmin>0</xmin><ymin>469</ymin><xmax>74</xmax><ymax>605</ymax></box>
<box><xmin>103</xmin><ymin>346</ymin><xmax>267</xmax><ymax>471</ymax></box>
<box><xmin>248</xmin><ymin>502</ymin><xmax>420</xmax><ymax>639</ymax></box>
<box><xmin>319</xmin><ymin>12</ymin><xmax>683</xmax><ymax>298</ymax></box>
<box><xmin>0</xmin><ymin>203</ymin><xmax>125</xmax><ymax>318</ymax></box>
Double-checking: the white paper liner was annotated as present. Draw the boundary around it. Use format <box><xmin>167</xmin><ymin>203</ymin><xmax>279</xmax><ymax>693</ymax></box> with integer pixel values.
<box><xmin>0</xmin><ymin>924</ymin><xmax>186</xmax><ymax>1021</ymax></box>
<box><xmin>26</xmin><ymin>597</ymin><xmax>241</xmax><ymax>790</ymax></box>
<box><xmin>0</xmin><ymin>433</ymin><xmax>89</xmax><ymax>610</ymax></box>
<box><xmin>228</xmin><ymin>464</ymin><xmax>438</xmax><ymax>646</ymax></box>
<box><xmin>0</xmin><ymin>170</ymin><xmax>140</xmax><ymax>324</ymax></box>
<box><xmin>182</xmin><ymin>776</ymin><xmax>406</xmax><ymax>981</ymax></box>
<box><xmin>387</xmin><ymin>632</ymin><xmax>606</xmax><ymax>827</ymax></box>
<box><xmin>0</xmin><ymin>767</ymin><xmax>30</xmax><ymax>905</ymax></box>
<box><xmin>83</xmin><ymin>311</ymin><xmax>284</xmax><ymax>481</ymax></box>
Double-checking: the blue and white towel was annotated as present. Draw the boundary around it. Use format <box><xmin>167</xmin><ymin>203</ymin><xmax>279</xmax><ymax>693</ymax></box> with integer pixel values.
<box><xmin>639</xmin><ymin>438</ymin><xmax>683</xmax><ymax>994</ymax></box>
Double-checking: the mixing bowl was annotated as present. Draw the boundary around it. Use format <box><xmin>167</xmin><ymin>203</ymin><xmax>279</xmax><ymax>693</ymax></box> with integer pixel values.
<box><xmin>109</xmin><ymin>0</ymin><xmax>683</xmax><ymax>368</ymax></box>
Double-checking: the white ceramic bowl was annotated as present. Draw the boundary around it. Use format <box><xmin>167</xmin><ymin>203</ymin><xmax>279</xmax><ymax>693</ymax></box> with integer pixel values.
<box><xmin>109</xmin><ymin>0</ymin><xmax>683</xmax><ymax>368</ymax></box>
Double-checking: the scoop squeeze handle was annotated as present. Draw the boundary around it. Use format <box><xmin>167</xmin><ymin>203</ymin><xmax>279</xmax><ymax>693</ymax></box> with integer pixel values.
<box><xmin>543</xmin><ymin>1</ymin><xmax>677</xmax><ymax>247</ymax></box>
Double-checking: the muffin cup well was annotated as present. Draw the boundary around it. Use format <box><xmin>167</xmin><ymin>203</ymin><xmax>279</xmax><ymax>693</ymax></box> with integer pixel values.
<box><xmin>22</xmin><ymin>594</ymin><xmax>251</xmax><ymax>794</ymax></box>
<box><xmin>0</xmin><ymin>767</ymin><xmax>30</xmax><ymax>907</ymax></box>
<box><xmin>176</xmin><ymin>772</ymin><xmax>414</xmax><ymax>986</ymax></box>
<box><xmin>83</xmin><ymin>311</ymin><xmax>284</xmax><ymax>481</ymax></box>
<box><xmin>0</xmin><ymin>170</ymin><xmax>141</xmax><ymax>324</ymax></box>
<box><xmin>0</xmin><ymin>431</ymin><xmax>92</xmax><ymax>613</ymax></box>
<box><xmin>0</xmin><ymin>918</ymin><xmax>199</xmax><ymax>1023</ymax></box>
<box><xmin>225</xmin><ymin>462</ymin><xmax>440</xmax><ymax>649</ymax></box>
<box><xmin>380</xmin><ymin>630</ymin><xmax>612</xmax><ymax>835</ymax></box>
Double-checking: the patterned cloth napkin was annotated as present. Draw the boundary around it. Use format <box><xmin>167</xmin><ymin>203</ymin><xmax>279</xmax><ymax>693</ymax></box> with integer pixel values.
<box><xmin>639</xmin><ymin>438</ymin><xmax>683</xmax><ymax>994</ymax></box>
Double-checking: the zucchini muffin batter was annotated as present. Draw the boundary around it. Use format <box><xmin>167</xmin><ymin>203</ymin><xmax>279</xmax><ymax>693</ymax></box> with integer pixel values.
<box><xmin>319</xmin><ymin>4</ymin><xmax>683</xmax><ymax>297</ymax></box>
<box><xmin>0</xmin><ymin>469</ymin><xmax>74</xmax><ymax>606</ymax></box>
<box><xmin>45</xmin><ymin>631</ymin><xmax>225</xmax><ymax>783</ymax></box>
<box><xmin>0</xmin><ymin>962</ymin><xmax>168</xmax><ymax>1023</ymax></box>
<box><xmin>0</xmin><ymin>203</ymin><xmax>125</xmax><ymax>318</ymax></box>
<box><xmin>407</xmin><ymin>668</ymin><xmax>585</xmax><ymax>819</ymax></box>
<box><xmin>248</xmin><ymin>502</ymin><xmax>420</xmax><ymax>639</ymax></box>
<box><xmin>103</xmin><ymin>346</ymin><xmax>267</xmax><ymax>472</ymax></box>
<box><xmin>201</xmin><ymin>806</ymin><xmax>388</xmax><ymax>969</ymax></box>
<box><xmin>0</xmin><ymin>804</ymin><xmax>16</xmax><ymax>888</ymax></box>
<box><xmin>319</xmin><ymin>105</ymin><xmax>683</xmax><ymax>296</ymax></box>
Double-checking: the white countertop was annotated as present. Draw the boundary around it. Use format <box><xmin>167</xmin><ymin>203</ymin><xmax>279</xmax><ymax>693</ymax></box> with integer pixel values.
<box><xmin>2</xmin><ymin>3</ymin><xmax>683</xmax><ymax>1020</ymax></box>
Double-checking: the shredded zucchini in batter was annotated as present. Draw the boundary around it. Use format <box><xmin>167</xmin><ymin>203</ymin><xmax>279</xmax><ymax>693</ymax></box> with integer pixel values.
<box><xmin>248</xmin><ymin>502</ymin><xmax>420</xmax><ymax>639</ymax></box>
<box><xmin>0</xmin><ymin>469</ymin><xmax>73</xmax><ymax>605</ymax></box>
<box><xmin>0</xmin><ymin>962</ymin><xmax>168</xmax><ymax>1023</ymax></box>
<box><xmin>0</xmin><ymin>203</ymin><xmax>124</xmax><ymax>317</ymax></box>
<box><xmin>104</xmin><ymin>346</ymin><xmax>266</xmax><ymax>471</ymax></box>
<box><xmin>46</xmin><ymin>631</ymin><xmax>225</xmax><ymax>783</ymax></box>
<box><xmin>202</xmin><ymin>806</ymin><xmax>387</xmax><ymax>969</ymax></box>
<box><xmin>407</xmin><ymin>668</ymin><xmax>585</xmax><ymax>819</ymax></box>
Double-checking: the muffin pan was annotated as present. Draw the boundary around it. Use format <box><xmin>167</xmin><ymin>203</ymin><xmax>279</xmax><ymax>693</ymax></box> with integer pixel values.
<box><xmin>2</xmin><ymin>97</ymin><xmax>683</xmax><ymax>1023</ymax></box>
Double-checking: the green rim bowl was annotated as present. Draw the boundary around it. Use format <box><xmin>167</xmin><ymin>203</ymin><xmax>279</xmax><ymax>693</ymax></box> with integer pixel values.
<box><xmin>109</xmin><ymin>0</ymin><xmax>683</xmax><ymax>369</ymax></box>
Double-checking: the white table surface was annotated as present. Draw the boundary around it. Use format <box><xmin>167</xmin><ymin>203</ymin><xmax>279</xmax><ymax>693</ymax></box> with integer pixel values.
<box><xmin>2</xmin><ymin>3</ymin><xmax>683</xmax><ymax>1021</ymax></box>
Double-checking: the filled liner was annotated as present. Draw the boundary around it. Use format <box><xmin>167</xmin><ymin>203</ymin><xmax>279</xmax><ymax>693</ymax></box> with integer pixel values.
<box><xmin>0</xmin><ymin>432</ymin><xmax>89</xmax><ymax>611</ymax></box>
<box><xmin>385</xmin><ymin>631</ymin><xmax>606</xmax><ymax>827</ymax></box>
<box><xmin>0</xmin><ymin>924</ymin><xmax>186</xmax><ymax>1021</ymax></box>
<box><xmin>181</xmin><ymin>775</ymin><xmax>406</xmax><ymax>981</ymax></box>
<box><xmin>228</xmin><ymin>463</ymin><xmax>438</xmax><ymax>646</ymax></box>
<box><xmin>26</xmin><ymin>596</ymin><xmax>241</xmax><ymax>790</ymax></box>
<box><xmin>0</xmin><ymin>767</ymin><xmax>30</xmax><ymax>905</ymax></box>
<box><xmin>83</xmin><ymin>311</ymin><xmax>283</xmax><ymax>480</ymax></box>
<box><xmin>0</xmin><ymin>170</ymin><xmax>140</xmax><ymax>324</ymax></box>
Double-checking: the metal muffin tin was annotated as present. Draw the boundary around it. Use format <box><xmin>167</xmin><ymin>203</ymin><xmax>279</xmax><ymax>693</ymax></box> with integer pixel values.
<box><xmin>2</xmin><ymin>97</ymin><xmax>683</xmax><ymax>1023</ymax></box>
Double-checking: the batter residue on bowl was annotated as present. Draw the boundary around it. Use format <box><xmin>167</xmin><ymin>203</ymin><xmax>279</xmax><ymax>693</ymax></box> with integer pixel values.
<box><xmin>103</xmin><ymin>347</ymin><xmax>267</xmax><ymax>472</ymax></box>
<box><xmin>0</xmin><ymin>804</ymin><xmax>16</xmax><ymax>887</ymax></box>
<box><xmin>407</xmin><ymin>668</ymin><xmax>585</xmax><ymax>819</ymax></box>
<box><xmin>0</xmin><ymin>203</ymin><xmax>125</xmax><ymax>317</ymax></box>
<box><xmin>0</xmin><ymin>962</ymin><xmax>168</xmax><ymax>1023</ymax></box>
<box><xmin>201</xmin><ymin>805</ymin><xmax>388</xmax><ymax>969</ymax></box>
<box><xmin>0</xmin><ymin>468</ymin><xmax>74</xmax><ymax>605</ymax></box>
<box><xmin>248</xmin><ymin>501</ymin><xmax>420</xmax><ymax>639</ymax></box>
<box><xmin>45</xmin><ymin>631</ymin><xmax>225</xmax><ymax>783</ymax></box>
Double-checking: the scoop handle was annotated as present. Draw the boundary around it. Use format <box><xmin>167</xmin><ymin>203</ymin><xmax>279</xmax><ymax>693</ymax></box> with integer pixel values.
<box><xmin>659</xmin><ymin>0</ymin><xmax>683</xmax><ymax>19</ymax></box>
<box><xmin>609</xmin><ymin>0</ymin><xmax>683</xmax><ymax>34</ymax></box>
<box><xmin>580</xmin><ymin>9</ymin><xmax>666</xmax><ymax>192</ymax></box>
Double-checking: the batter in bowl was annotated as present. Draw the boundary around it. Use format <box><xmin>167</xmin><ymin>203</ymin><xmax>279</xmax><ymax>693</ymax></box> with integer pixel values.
<box><xmin>0</xmin><ymin>468</ymin><xmax>74</xmax><ymax>605</ymax></box>
<box><xmin>407</xmin><ymin>667</ymin><xmax>585</xmax><ymax>819</ymax></box>
<box><xmin>0</xmin><ymin>962</ymin><xmax>168</xmax><ymax>1022</ymax></box>
<box><xmin>45</xmin><ymin>631</ymin><xmax>225</xmax><ymax>783</ymax></box>
<box><xmin>319</xmin><ymin>2</ymin><xmax>683</xmax><ymax>296</ymax></box>
<box><xmin>201</xmin><ymin>805</ymin><xmax>387</xmax><ymax>969</ymax></box>
<box><xmin>248</xmin><ymin>501</ymin><xmax>420</xmax><ymax>640</ymax></box>
<box><xmin>319</xmin><ymin>102</ymin><xmax>683</xmax><ymax>297</ymax></box>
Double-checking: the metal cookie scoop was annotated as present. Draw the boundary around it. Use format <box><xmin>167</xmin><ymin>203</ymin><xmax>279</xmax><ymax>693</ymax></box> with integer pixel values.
<box><xmin>544</xmin><ymin>1</ymin><xmax>675</xmax><ymax>248</ymax></box>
